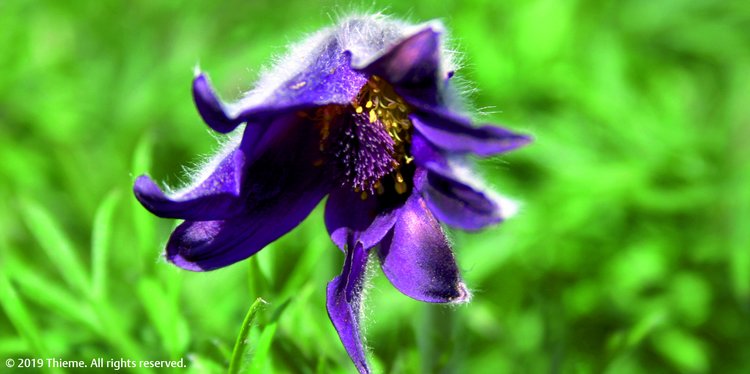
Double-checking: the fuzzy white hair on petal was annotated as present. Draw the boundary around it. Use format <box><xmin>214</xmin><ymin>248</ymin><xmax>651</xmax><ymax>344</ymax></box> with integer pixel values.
<box><xmin>228</xmin><ymin>14</ymin><xmax>462</xmax><ymax>116</ymax></box>
<box><xmin>494</xmin><ymin>194</ymin><xmax>521</xmax><ymax>219</ymax></box>
<box><xmin>170</xmin><ymin>14</ymin><xmax>476</xmax><ymax>200</ymax></box>
<box><xmin>448</xmin><ymin>160</ymin><xmax>522</xmax><ymax>220</ymax></box>
<box><xmin>450</xmin><ymin>281</ymin><xmax>474</xmax><ymax>305</ymax></box>
<box><xmin>166</xmin><ymin>127</ymin><xmax>244</xmax><ymax>198</ymax></box>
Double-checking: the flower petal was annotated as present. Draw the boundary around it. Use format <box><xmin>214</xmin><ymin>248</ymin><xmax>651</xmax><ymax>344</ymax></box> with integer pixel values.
<box><xmin>356</xmin><ymin>26</ymin><xmax>443</xmax><ymax>105</ymax></box>
<box><xmin>358</xmin><ymin>27</ymin><xmax>440</xmax><ymax>85</ymax></box>
<box><xmin>166</xmin><ymin>115</ymin><xmax>332</xmax><ymax>271</ymax></box>
<box><xmin>410</xmin><ymin>130</ymin><xmax>447</xmax><ymax>168</ymax></box>
<box><xmin>193</xmin><ymin>73</ymin><xmax>242</xmax><ymax>133</ymax></box>
<box><xmin>194</xmin><ymin>40</ymin><xmax>368</xmax><ymax>133</ymax></box>
<box><xmin>410</xmin><ymin>109</ymin><xmax>532</xmax><ymax>156</ymax></box>
<box><xmin>324</xmin><ymin>187</ymin><xmax>401</xmax><ymax>252</ymax></box>
<box><xmin>166</xmin><ymin>175</ymin><xmax>328</xmax><ymax>271</ymax></box>
<box><xmin>133</xmin><ymin>147</ymin><xmax>245</xmax><ymax>220</ymax></box>
<box><xmin>420</xmin><ymin>166</ymin><xmax>503</xmax><ymax>230</ymax></box>
<box><xmin>326</xmin><ymin>241</ymin><xmax>371</xmax><ymax>374</ymax></box>
<box><xmin>378</xmin><ymin>194</ymin><xmax>470</xmax><ymax>303</ymax></box>
<box><xmin>411</xmin><ymin>130</ymin><xmax>515</xmax><ymax>230</ymax></box>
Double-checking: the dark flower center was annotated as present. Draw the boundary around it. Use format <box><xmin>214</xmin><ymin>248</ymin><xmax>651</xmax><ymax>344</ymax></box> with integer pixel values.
<box><xmin>314</xmin><ymin>76</ymin><xmax>414</xmax><ymax>198</ymax></box>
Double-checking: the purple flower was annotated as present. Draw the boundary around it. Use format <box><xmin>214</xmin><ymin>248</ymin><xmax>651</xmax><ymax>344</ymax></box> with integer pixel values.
<box><xmin>133</xmin><ymin>15</ymin><xmax>530</xmax><ymax>373</ymax></box>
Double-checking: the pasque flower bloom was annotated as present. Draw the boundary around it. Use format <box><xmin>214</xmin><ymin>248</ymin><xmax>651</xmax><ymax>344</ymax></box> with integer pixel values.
<box><xmin>134</xmin><ymin>15</ymin><xmax>530</xmax><ymax>373</ymax></box>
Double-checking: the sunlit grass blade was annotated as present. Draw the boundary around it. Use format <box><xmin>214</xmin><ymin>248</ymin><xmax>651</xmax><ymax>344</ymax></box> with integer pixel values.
<box><xmin>131</xmin><ymin>133</ymin><xmax>156</xmax><ymax>269</ymax></box>
<box><xmin>625</xmin><ymin>310</ymin><xmax>667</xmax><ymax>349</ymax></box>
<box><xmin>247</xmin><ymin>299</ymin><xmax>290</xmax><ymax>373</ymax></box>
<box><xmin>137</xmin><ymin>277</ymin><xmax>191</xmax><ymax>358</ymax></box>
<box><xmin>0</xmin><ymin>270</ymin><xmax>47</xmax><ymax>357</ymax></box>
<box><xmin>7</xmin><ymin>254</ymin><xmax>145</xmax><ymax>363</ymax></box>
<box><xmin>91</xmin><ymin>190</ymin><xmax>121</xmax><ymax>300</ymax></box>
<box><xmin>315</xmin><ymin>357</ymin><xmax>327</xmax><ymax>374</ymax></box>
<box><xmin>189</xmin><ymin>354</ymin><xmax>227</xmax><ymax>374</ymax></box>
<box><xmin>211</xmin><ymin>338</ymin><xmax>234</xmax><ymax>364</ymax></box>
<box><xmin>247</xmin><ymin>257</ymin><xmax>270</xmax><ymax>301</ymax></box>
<box><xmin>0</xmin><ymin>336</ymin><xmax>29</xmax><ymax>356</ymax></box>
<box><xmin>278</xmin><ymin>226</ymin><xmax>329</xmax><ymax>298</ymax></box>
<box><xmin>91</xmin><ymin>301</ymin><xmax>147</xmax><ymax>361</ymax></box>
<box><xmin>729</xmin><ymin>96</ymin><xmax>750</xmax><ymax>301</ymax></box>
<box><xmin>18</xmin><ymin>197</ymin><xmax>90</xmax><ymax>296</ymax></box>
<box><xmin>6</xmin><ymin>255</ymin><xmax>99</xmax><ymax>333</ymax></box>
<box><xmin>228</xmin><ymin>297</ymin><xmax>267</xmax><ymax>374</ymax></box>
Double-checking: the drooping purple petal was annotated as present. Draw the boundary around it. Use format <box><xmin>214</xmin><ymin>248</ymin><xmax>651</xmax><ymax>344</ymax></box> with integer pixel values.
<box><xmin>193</xmin><ymin>39</ymin><xmax>368</xmax><ymax>133</ymax></box>
<box><xmin>420</xmin><ymin>166</ymin><xmax>503</xmax><ymax>230</ymax></box>
<box><xmin>133</xmin><ymin>148</ymin><xmax>245</xmax><ymax>220</ymax></box>
<box><xmin>166</xmin><ymin>114</ymin><xmax>332</xmax><ymax>271</ymax></box>
<box><xmin>358</xmin><ymin>27</ymin><xmax>440</xmax><ymax>85</ymax></box>
<box><xmin>356</xmin><ymin>27</ymin><xmax>443</xmax><ymax>105</ymax></box>
<box><xmin>326</xmin><ymin>241</ymin><xmax>370</xmax><ymax>374</ymax></box>
<box><xmin>411</xmin><ymin>128</ymin><xmax>512</xmax><ymax>230</ymax></box>
<box><xmin>410</xmin><ymin>109</ymin><xmax>532</xmax><ymax>156</ymax></box>
<box><xmin>166</xmin><ymin>172</ymin><xmax>328</xmax><ymax>271</ymax></box>
<box><xmin>325</xmin><ymin>187</ymin><xmax>401</xmax><ymax>252</ymax></box>
<box><xmin>410</xmin><ymin>131</ymin><xmax>448</xmax><ymax>168</ymax></box>
<box><xmin>192</xmin><ymin>73</ymin><xmax>241</xmax><ymax>133</ymax></box>
<box><xmin>378</xmin><ymin>194</ymin><xmax>470</xmax><ymax>303</ymax></box>
<box><xmin>238</xmin><ymin>111</ymin><xmax>305</xmax><ymax>169</ymax></box>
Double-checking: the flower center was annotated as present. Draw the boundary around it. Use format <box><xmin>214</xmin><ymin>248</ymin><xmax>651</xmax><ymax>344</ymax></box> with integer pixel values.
<box><xmin>314</xmin><ymin>76</ymin><xmax>414</xmax><ymax>198</ymax></box>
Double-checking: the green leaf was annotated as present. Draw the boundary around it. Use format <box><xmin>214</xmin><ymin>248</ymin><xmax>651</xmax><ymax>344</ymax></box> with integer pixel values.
<box><xmin>189</xmin><ymin>354</ymin><xmax>227</xmax><ymax>374</ymax></box>
<box><xmin>6</xmin><ymin>256</ymin><xmax>99</xmax><ymax>333</ymax></box>
<box><xmin>131</xmin><ymin>133</ymin><xmax>157</xmax><ymax>269</ymax></box>
<box><xmin>228</xmin><ymin>297</ymin><xmax>267</xmax><ymax>374</ymax></box>
<box><xmin>247</xmin><ymin>322</ymin><xmax>278</xmax><ymax>373</ymax></box>
<box><xmin>91</xmin><ymin>301</ymin><xmax>146</xmax><ymax>360</ymax></box>
<box><xmin>0</xmin><ymin>270</ymin><xmax>47</xmax><ymax>357</ymax></box>
<box><xmin>247</xmin><ymin>299</ymin><xmax>289</xmax><ymax>373</ymax></box>
<box><xmin>18</xmin><ymin>197</ymin><xmax>90</xmax><ymax>296</ymax></box>
<box><xmin>652</xmin><ymin>328</ymin><xmax>709</xmax><ymax>373</ymax></box>
<box><xmin>91</xmin><ymin>190</ymin><xmax>121</xmax><ymax>300</ymax></box>
<box><xmin>0</xmin><ymin>336</ymin><xmax>29</xmax><ymax>356</ymax></box>
<box><xmin>137</xmin><ymin>277</ymin><xmax>191</xmax><ymax>358</ymax></box>
<box><xmin>625</xmin><ymin>310</ymin><xmax>667</xmax><ymax>348</ymax></box>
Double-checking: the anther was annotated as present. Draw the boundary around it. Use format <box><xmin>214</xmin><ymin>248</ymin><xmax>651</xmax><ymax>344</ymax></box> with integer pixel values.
<box><xmin>376</xmin><ymin>183</ymin><xmax>385</xmax><ymax>195</ymax></box>
<box><xmin>395</xmin><ymin>181</ymin><xmax>407</xmax><ymax>194</ymax></box>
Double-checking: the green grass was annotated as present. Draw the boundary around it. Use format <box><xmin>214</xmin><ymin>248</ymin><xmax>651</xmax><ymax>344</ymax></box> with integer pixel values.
<box><xmin>1</xmin><ymin>0</ymin><xmax>749</xmax><ymax>373</ymax></box>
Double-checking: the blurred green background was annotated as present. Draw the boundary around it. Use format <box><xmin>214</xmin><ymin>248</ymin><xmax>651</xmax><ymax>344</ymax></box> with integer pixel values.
<box><xmin>1</xmin><ymin>0</ymin><xmax>749</xmax><ymax>373</ymax></box>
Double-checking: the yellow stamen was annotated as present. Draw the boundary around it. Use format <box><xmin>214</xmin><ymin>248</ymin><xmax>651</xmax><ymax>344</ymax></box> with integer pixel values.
<box><xmin>346</xmin><ymin>75</ymin><xmax>416</xmax><ymax>195</ymax></box>
<box><xmin>395</xmin><ymin>172</ymin><xmax>404</xmax><ymax>183</ymax></box>
<box><xmin>395</xmin><ymin>181</ymin><xmax>407</xmax><ymax>194</ymax></box>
